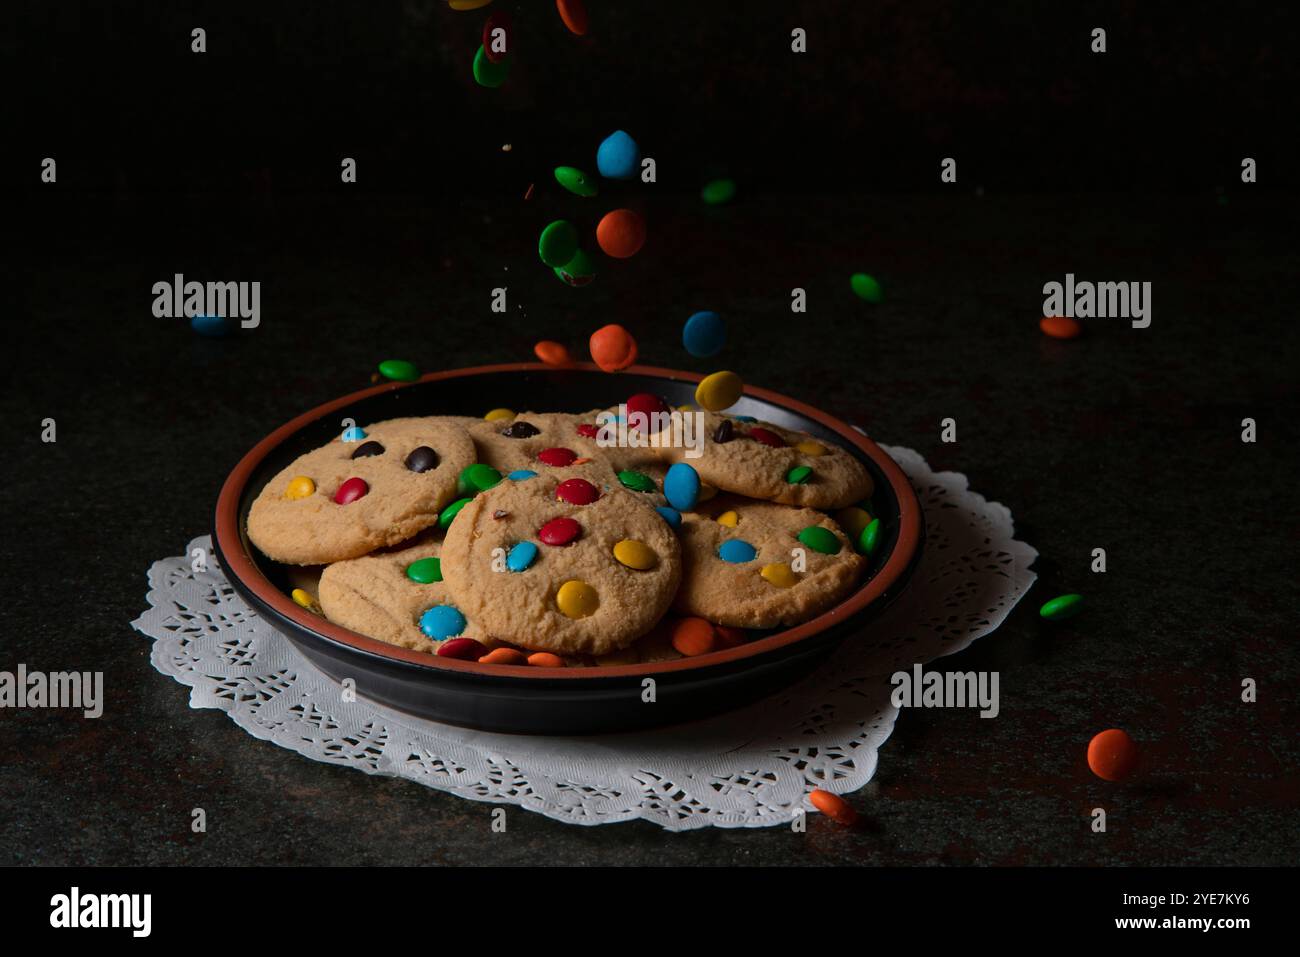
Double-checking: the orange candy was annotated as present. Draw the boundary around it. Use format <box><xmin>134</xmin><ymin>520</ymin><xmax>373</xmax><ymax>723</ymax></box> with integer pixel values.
<box><xmin>1087</xmin><ymin>728</ymin><xmax>1138</xmax><ymax>781</ymax></box>
<box><xmin>478</xmin><ymin>648</ymin><xmax>529</xmax><ymax>666</ymax></box>
<box><xmin>534</xmin><ymin>340</ymin><xmax>572</xmax><ymax>366</ymax></box>
<box><xmin>596</xmin><ymin>209</ymin><xmax>646</xmax><ymax>259</ymax></box>
<box><xmin>1040</xmin><ymin>316</ymin><xmax>1082</xmax><ymax>339</ymax></box>
<box><xmin>714</xmin><ymin>625</ymin><xmax>747</xmax><ymax>649</ymax></box>
<box><xmin>555</xmin><ymin>0</ymin><xmax>588</xmax><ymax>36</ymax></box>
<box><xmin>671</xmin><ymin>618</ymin><xmax>717</xmax><ymax>657</ymax></box>
<box><xmin>589</xmin><ymin>323</ymin><xmax>638</xmax><ymax>372</ymax></box>
<box><xmin>809</xmin><ymin>789</ymin><xmax>858</xmax><ymax>826</ymax></box>
<box><xmin>527</xmin><ymin>652</ymin><xmax>565</xmax><ymax>668</ymax></box>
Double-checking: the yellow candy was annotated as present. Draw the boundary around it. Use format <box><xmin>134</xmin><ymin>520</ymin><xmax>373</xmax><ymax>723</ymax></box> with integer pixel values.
<box><xmin>291</xmin><ymin>588</ymin><xmax>322</xmax><ymax>614</ymax></box>
<box><xmin>836</xmin><ymin>506</ymin><xmax>873</xmax><ymax>541</ymax></box>
<box><xmin>761</xmin><ymin>563</ymin><xmax>798</xmax><ymax>588</ymax></box>
<box><xmin>448</xmin><ymin>0</ymin><xmax>493</xmax><ymax>10</ymax></box>
<box><xmin>716</xmin><ymin>510</ymin><xmax>739</xmax><ymax>528</ymax></box>
<box><xmin>698</xmin><ymin>483</ymin><xmax>718</xmax><ymax>503</ymax></box>
<box><xmin>484</xmin><ymin>407</ymin><xmax>515</xmax><ymax>421</ymax></box>
<box><xmin>677</xmin><ymin>403</ymin><xmax>695</xmax><ymax>412</ymax></box>
<box><xmin>694</xmin><ymin>370</ymin><xmax>744</xmax><ymax>412</ymax></box>
<box><xmin>285</xmin><ymin>476</ymin><xmax>315</xmax><ymax>500</ymax></box>
<box><xmin>556</xmin><ymin>579</ymin><xmax>599</xmax><ymax>618</ymax></box>
<box><xmin>613</xmin><ymin>539</ymin><xmax>658</xmax><ymax>570</ymax></box>
<box><xmin>795</xmin><ymin>440</ymin><xmax>828</xmax><ymax>457</ymax></box>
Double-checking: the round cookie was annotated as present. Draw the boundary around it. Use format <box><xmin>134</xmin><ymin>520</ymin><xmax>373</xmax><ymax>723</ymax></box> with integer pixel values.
<box><xmin>318</xmin><ymin>533</ymin><xmax>488</xmax><ymax>654</ymax></box>
<box><xmin>674</xmin><ymin>495</ymin><xmax>866</xmax><ymax>628</ymax></box>
<box><xmin>440</xmin><ymin>474</ymin><xmax>682</xmax><ymax>656</ymax></box>
<box><xmin>247</xmin><ymin>416</ymin><xmax>476</xmax><ymax>565</ymax></box>
<box><xmin>661</xmin><ymin>412</ymin><xmax>873</xmax><ymax>510</ymax></box>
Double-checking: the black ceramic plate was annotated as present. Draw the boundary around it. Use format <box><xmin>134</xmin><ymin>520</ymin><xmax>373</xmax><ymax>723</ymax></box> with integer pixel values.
<box><xmin>214</xmin><ymin>362</ymin><xmax>923</xmax><ymax>734</ymax></box>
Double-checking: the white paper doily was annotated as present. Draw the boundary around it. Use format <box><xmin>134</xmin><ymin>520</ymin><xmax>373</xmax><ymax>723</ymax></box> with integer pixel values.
<box><xmin>132</xmin><ymin>446</ymin><xmax>1036</xmax><ymax>830</ymax></box>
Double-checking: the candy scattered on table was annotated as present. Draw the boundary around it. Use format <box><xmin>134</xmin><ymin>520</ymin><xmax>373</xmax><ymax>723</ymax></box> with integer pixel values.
<box><xmin>1039</xmin><ymin>593</ymin><xmax>1084</xmax><ymax>620</ymax></box>
<box><xmin>405</xmin><ymin>557</ymin><xmax>443</xmax><ymax>584</ymax></box>
<box><xmin>539</xmin><ymin>220</ymin><xmax>579</xmax><ymax>268</ymax></box>
<box><xmin>284</xmin><ymin>476</ymin><xmax>315</xmax><ymax>500</ymax></box>
<box><xmin>596</xmin><ymin>129</ymin><xmax>638</xmax><ymax>179</ymax></box>
<box><xmin>589</xmin><ymin>323</ymin><xmax>638</xmax><ymax>371</ymax></box>
<box><xmin>718</xmin><ymin>539</ymin><xmax>758</xmax><ymax>563</ymax></box>
<box><xmin>664</xmin><ymin>462</ymin><xmax>701</xmax><ymax>510</ymax></box>
<box><xmin>556</xmin><ymin>579</ymin><xmax>599</xmax><ymax>618</ymax></box>
<box><xmin>555</xmin><ymin>0</ymin><xmax>589</xmax><ymax>36</ymax></box>
<box><xmin>472</xmin><ymin>44</ymin><xmax>510</xmax><ymax>87</ymax></box>
<box><xmin>701</xmin><ymin>178</ymin><xmax>736</xmax><ymax>205</ymax></box>
<box><xmin>506</xmin><ymin>540</ymin><xmax>538</xmax><ymax>572</ymax></box>
<box><xmin>695</xmin><ymin>370</ymin><xmax>744</xmax><ymax>411</ymax></box>
<box><xmin>671</xmin><ymin>617</ymin><xmax>716</xmax><ymax>657</ymax></box>
<box><xmin>808</xmin><ymin>789</ymin><xmax>858</xmax><ymax>826</ymax></box>
<box><xmin>420</xmin><ymin>604</ymin><xmax>467</xmax><ymax>640</ymax></box>
<box><xmin>538</xmin><ymin>516</ymin><xmax>582</xmax><ymax>546</ymax></box>
<box><xmin>596</xmin><ymin>208</ymin><xmax>646</xmax><ymax>258</ymax></box>
<box><xmin>404</xmin><ymin>446</ymin><xmax>439</xmax><ymax>472</ymax></box>
<box><xmin>682</xmin><ymin>310</ymin><xmax>726</xmax><ymax>357</ymax></box>
<box><xmin>554</xmin><ymin>165</ymin><xmax>598</xmax><ymax>196</ymax></box>
<box><xmin>850</xmin><ymin>272</ymin><xmax>884</xmax><ymax>303</ymax></box>
<box><xmin>437</xmin><ymin>637</ymin><xmax>490</xmax><ymax>660</ymax></box>
<box><xmin>378</xmin><ymin>359</ymin><xmax>419</xmax><ymax>382</ymax></box>
<box><xmin>1040</xmin><ymin>316</ymin><xmax>1083</xmax><ymax>340</ymax></box>
<box><xmin>534</xmin><ymin>340</ymin><xmax>573</xmax><ymax>365</ymax></box>
<box><xmin>334</xmin><ymin>477</ymin><xmax>369</xmax><ymax>505</ymax></box>
<box><xmin>1087</xmin><ymin>728</ymin><xmax>1138</xmax><ymax>781</ymax></box>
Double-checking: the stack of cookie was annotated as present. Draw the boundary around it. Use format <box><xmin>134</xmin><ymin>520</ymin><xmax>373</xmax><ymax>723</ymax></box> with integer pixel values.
<box><xmin>247</xmin><ymin>397</ymin><xmax>876</xmax><ymax>666</ymax></box>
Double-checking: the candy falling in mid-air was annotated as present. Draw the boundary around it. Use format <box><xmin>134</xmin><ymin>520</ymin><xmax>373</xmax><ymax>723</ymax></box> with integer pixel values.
<box><xmin>554</xmin><ymin>248</ymin><xmax>597</xmax><ymax>286</ymax></box>
<box><xmin>482</xmin><ymin>10</ymin><xmax>511</xmax><ymax>62</ymax></box>
<box><xmin>682</xmin><ymin>310</ymin><xmax>726</xmax><ymax>357</ymax></box>
<box><xmin>538</xmin><ymin>220</ymin><xmax>579</xmax><ymax>267</ymax></box>
<box><xmin>554</xmin><ymin>166</ymin><xmax>598</xmax><ymax>197</ymax></box>
<box><xmin>596</xmin><ymin>208</ymin><xmax>646</xmax><ymax>258</ymax></box>
<box><xmin>589</xmin><ymin>324</ymin><xmax>638</xmax><ymax>371</ymax></box>
<box><xmin>1040</xmin><ymin>316</ymin><xmax>1083</xmax><ymax>339</ymax></box>
<box><xmin>596</xmin><ymin>130</ymin><xmax>639</xmax><ymax>180</ymax></box>
<box><xmin>555</xmin><ymin>0</ymin><xmax>589</xmax><ymax>37</ymax></box>
<box><xmin>850</xmin><ymin>272</ymin><xmax>884</xmax><ymax>303</ymax></box>
<box><xmin>472</xmin><ymin>44</ymin><xmax>510</xmax><ymax>88</ymax></box>
<box><xmin>695</xmin><ymin>370</ymin><xmax>744</xmax><ymax>412</ymax></box>
<box><xmin>1087</xmin><ymin>729</ymin><xmax>1138</xmax><ymax>781</ymax></box>
<box><xmin>534</xmin><ymin>340</ymin><xmax>573</xmax><ymax>366</ymax></box>
<box><xmin>701</xmin><ymin>178</ymin><xmax>736</xmax><ymax>205</ymax></box>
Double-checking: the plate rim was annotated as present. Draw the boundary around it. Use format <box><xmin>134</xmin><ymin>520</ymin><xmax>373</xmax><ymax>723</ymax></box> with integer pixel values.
<box><xmin>214</xmin><ymin>361</ymin><xmax>922</xmax><ymax>680</ymax></box>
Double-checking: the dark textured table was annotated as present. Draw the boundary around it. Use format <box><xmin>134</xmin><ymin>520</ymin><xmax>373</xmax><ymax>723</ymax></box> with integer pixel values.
<box><xmin>7</xmin><ymin>0</ymin><xmax>1298</xmax><ymax>866</ymax></box>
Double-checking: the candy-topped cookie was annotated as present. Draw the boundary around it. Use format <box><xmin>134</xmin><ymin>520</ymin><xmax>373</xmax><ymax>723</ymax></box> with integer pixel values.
<box><xmin>247</xmin><ymin>416</ymin><xmax>476</xmax><ymax>565</ymax></box>
<box><xmin>661</xmin><ymin>412</ymin><xmax>873</xmax><ymax>510</ymax></box>
<box><xmin>440</xmin><ymin>474</ymin><xmax>682</xmax><ymax>656</ymax></box>
<box><xmin>318</xmin><ymin>533</ymin><xmax>490</xmax><ymax>654</ymax></box>
<box><xmin>674</xmin><ymin>495</ymin><xmax>866</xmax><ymax>628</ymax></box>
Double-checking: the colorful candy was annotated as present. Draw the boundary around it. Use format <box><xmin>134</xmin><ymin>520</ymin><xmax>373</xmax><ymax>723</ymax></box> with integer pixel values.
<box><xmin>1040</xmin><ymin>316</ymin><xmax>1082</xmax><ymax>340</ymax></box>
<box><xmin>617</xmin><ymin>470</ymin><xmax>656</xmax><ymax>493</ymax></box>
<box><xmin>538</xmin><ymin>446</ymin><xmax>578</xmax><ymax>467</ymax></box>
<box><xmin>797</xmin><ymin>526</ymin><xmax>841</xmax><ymax>555</ymax></box>
<box><xmin>479</xmin><ymin>647</ymin><xmax>529</xmax><ymax>665</ymax></box>
<box><xmin>500</xmin><ymin>420</ymin><xmax>539</xmax><ymax>438</ymax></box>
<box><xmin>419</xmin><ymin>604</ymin><xmax>467</xmax><ymax>640</ymax></box>
<box><xmin>405</xmin><ymin>557</ymin><xmax>443</xmax><ymax>584</ymax></box>
<box><xmin>404</xmin><ymin>446</ymin><xmax>438</xmax><ymax>473</ymax></box>
<box><xmin>351</xmin><ymin>440</ymin><xmax>385</xmax><ymax>459</ymax></box>
<box><xmin>341</xmin><ymin>426</ymin><xmax>366</xmax><ymax>442</ymax></box>
<box><xmin>506</xmin><ymin>541</ymin><xmax>539</xmax><ymax>572</ymax></box>
<box><xmin>716</xmin><ymin>510</ymin><xmax>739</xmax><ymax>528</ymax></box>
<box><xmin>613</xmin><ymin>539</ymin><xmax>657</xmax><ymax>570</ymax></box>
<box><xmin>527</xmin><ymin>652</ymin><xmax>566</xmax><ymax>668</ymax></box>
<box><xmin>682</xmin><ymin>311</ymin><xmax>726</xmax><ymax>357</ymax></box>
<box><xmin>718</xmin><ymin>539</ymin><xmax>758</xmax><ymax>564</ymax></box>
<box><xmin>671</xmin><ymin>618</ymin><xmax>716</xmax><ymax>657</ymax></box>
<box><xmin>538</xmin><ymin>220</ymin><xmax>579</xmax><ymax>268</ymax></box>
<box><xmin>555</xmin><ymin>0</ymin><xmax>589</xmax><ymax>36</ymax></box>
<box><xmin>554</xmin><ymin>248</ymin><xmax>597</xmax><ymax>286</ymax></box>
<box><xmin>850</xmin><ymin>273</ymin><xmax>884</xmax><ymax>303</ymax></box>
<box><xmin>484</xmin><ymin>407</ymin><xmax>515</xmax><ymax>421</ymax></box>
<box><xmin>589</xmin><ymin>323</ymin><xmax>638</xmax><ymax>371</ymax></box>
<box><xmin>700</xmin><ymin>178</ymin><xmax>736</xmax><ymax>205</ymax></box>
<box><xmin>291</xmin><ymin>588</ymin><xmax>321</xmax><ymax>614</ymax></box>
<box><xmin>472</xmin><ymin>44</ymin><xmax>510</xmax><ymax>88</ymax></box>
<box><xmin>808</xmin><ymin>789</ymin><xmax>858</xmax><ymax>826</ymax></box>
<box><xmin>556</xmin><ymin>579</ymin><xmax>599</xmax><ymax>618</ymax></box>
<box><xmin>556</xmin><ymin>478</ymin><xmax>600</xmax><ymax>505</ymax></box>
<box><xmin>596</xmin><ymin>129</ymin><xmax>638</xmax><ymax>179</ymax></box>
<box><xmin>437</xmin><ymin>637</ymin><xmax>489</xmax><ymax>660</ymax></box>
<box><xmin>378</xmin><ymin>359</ymin><xmax>419</xmax><ymax>382</ymax></box>
<box><xmin>748</xmin><ymin>427</ymin><xmax>785</xmax><ymax>448</ymax></box>
<box><xmin>761</xmin><ymin>562</ymin><xmax>797</xmax><ymax>588</ymax></box>
<box><xmin>554</xmin><ymin>166</ymin><xmax>597</xmax><ymax>197</ymax></box>
<box><xmin>334</xmin><ymin>477</ymin><xmax>369</xmax><ymax>505</ymax></box>
<box><xmin>285</xmin><ymin>476</ymin><xmax>315</xmax><ymax>500</ymax></box>
<box><xmin>713</xmin><ymin>419</ymin><xmax>735</xmax><ymax>444</ymax></box>
<box><xmin>795</xmin><ymin>440</ymin><xmax>827</xmax><ymax>457</ymax></box>
<box><xmin>534</xmin><ymin>340</ymin><xmax>572</xmax><ymax>365</ymax></box>
<box><xmin>458</xmin><ymin>463</ymin><xmax>502</xmax><ymax>495</ymax></box>
<box><xmin>439</xmin><ymin>497</ymin><xmax>472</xmax><ymax>528</ymax></box>
<box><xmin>786</xmin><ymin>465</ymin><xmax>813</xmax><ymax>484</ymax></box>
<box><xmin>626</xmin><ymin>392</ymin><xmax>667</xmax><ymax>429</ymax></box>
<box><xmin>836</xmin><ymin>506</ymin><xmax>872</xmax><ymax>542</ymax></box>
<box><xmin>858</xmin><ymin>518</ymin><xmax>881</xmax><ymax>556</ymax></box>
<box><xmin>482</xmin><ymin>10</ymin><xmax>511</xmax><ymax>62</ymax></box>
<box><xmin>448</xmin><ymin>0</ymin><xmax>493</xmax><ymax>9</ymax></box>
<box><xmin>507</xmin><ymin>469</ymin><xmax>537</xmax><ymax>481</ymax></box>
<box><xmin>664</xmin><ymin>462</ymin><xmax>701</xmax><ymax>510</ymax></box>
<box><xmin>1087</xmin><ymin>729</ymin><xmax>1138</xmax><ymax>781</ymax></box>
<box><xmin>655</xmin><ymin>506</ymin><xmax>682</xmax><ymax>529</ymax></box>
<box><xmin>538</xmin><ymin>516</ymin><xmax>581</xmax><ymax>546</ymax></box>
<box><xmin>695</xmin><ymin>371</ymin><xmax>744</xmax><ymax>412</ymax></box>
<box><xmin>1039</xmin><ymin>593</ymin><xmax>1084</xmax><ymax>620</ymax></box>
<box><xmin>596</xmin><ymin>208</ymin><xmax>646</xmax><ymax>259</ymax></box>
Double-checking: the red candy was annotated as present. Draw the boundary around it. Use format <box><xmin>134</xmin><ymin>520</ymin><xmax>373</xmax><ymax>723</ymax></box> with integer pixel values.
<box><xmin>575</xmin><ymin>423</ymin><xmax>599</xmax><ymax>438</ymax></box>
<box><xmin>626</xmin><ymin>392</ymin><xmax>667</xmax><ymax>431</ymax></box>
<box><xmin>747</xmin><ymin>427</ymin><xmax>786</xmax><ymax>448</ymax></box>
<box><xmin>436</xmin><ymin>637</ymin><xmax>490</xmax><ymax>661</ymax></box>
<box><xmin>334</xmin><ymin>477</ymin><xmax>369</xmax><ymax>505</ymax></box>
<box><xmin>538</xmin><ymin>516</ymin><xmax>582</xmax><ymax>546</ymax></box>
<box><xmin>538</xmin><ymin>447</ymin><xmax>578</xmax><ymax>467</ymax></box>
<box><xmin>482</xmin><ymin>10</ymin><xmax>511</xmax><ymax>63</ymax></box>
<box><xmin>556</xmin><ymin>478</ymin><xmax>600</xmax><ymax>505</ymax></box>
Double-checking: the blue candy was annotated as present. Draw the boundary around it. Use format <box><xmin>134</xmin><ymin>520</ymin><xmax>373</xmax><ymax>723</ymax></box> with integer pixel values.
<box><xmin>733</xmin><ymin>415</ymin><xmax>757</xmax><ymax>423</ymax></box>
<box><xmin>507</xmin><ymin>469</ymin><xmax>538</xmax><ymax>481</ymax></box>
<box><xmin>655</xmin><ymin>506</ymin><xmax>682</xmax><ymax>529</ymax></box>
<box><xmin>718</xmin><ymin>539</ymin><xmax>758</xmax><ymax>564</ymax></box>
<box><xmin>506</xmin><ymin>541</ymin><xmax>539</xmax><ymax>573</ymax></box>
<box><xmin>682</xmin><ymin>311</ymin><xmax>725</xmax><ymax>358</ymax></box>
<box><xmin>190</xmin><ymin>314</ymin><xmax>230</xmax><ymax>338</ymax></box>
<box><xmin>663</xmin><ymin>462</ymin><xmax>701</xmax><ymax>511</ymax></box>
<box><xmin>341</xmin><ymin>426</ymin><xmax>367</xmax><ymax>442</ymax></box>
<box><xmin>419</xmin><ymin>604</ymin><xmax>467</xmax><ymax>641</ymax></box>
<box><xmin>596</xmin><ymin>130</ymin><xmax>639</xmax><ymax>180</ymax></box>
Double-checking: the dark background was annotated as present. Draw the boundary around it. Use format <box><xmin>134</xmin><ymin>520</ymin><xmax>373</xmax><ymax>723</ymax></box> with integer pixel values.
<box><xmin>3</xmin><ymin>1</ymin><xmax>1298</xmax><ymax>865</ymax></box>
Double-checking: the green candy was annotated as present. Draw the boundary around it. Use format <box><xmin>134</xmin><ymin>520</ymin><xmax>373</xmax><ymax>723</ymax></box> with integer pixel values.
<box><xmin>458</xmin><ymin>463</ymin><xmax>502</xmax><ymax>496</ymax></box>
<box><xmin>539</xmin><ymin>220</ymin><xmax>579</xmax><ymax>268</ymax></box>
<box><xmin>797</xmin><ymin>526</ymin><xmax>841</xmax><ymax>555</ymax></box>
<box><xmin>786</xmin><ymin>465</ymin><xmax>813</xmax><ymax>484</ymax></box>
<box><xmin>405</xmin><ymin>557</ymin><xmax>442</xmax><ymax>584</ymax></box>
<box><xmin>618</xmin><ymin>470</ymin><xmax>657</xmax><ymax>493</ymax></box>
<box><xmin>858</xmin><ymin>518</ymin><xmax>881</xmax><ymax>556</ymax></box>
<box><xmin>1039</xmin><ymin>593</ymin><xmax>1084</xmax><ymax>621</ymax></box>
<box><xmin>378</xmin><ymin>359</ymin><xmax>419</xmax><ymax>382</ymax></box>
<box><xmin>472</xmin><ymin>45</ymin><xmax>510</xmax><ymax>88</ymax></box>
<box><xmin>850</xmin><ymin>273</ymin><xmax>884</xmax><ymax>304</ymax></box>
<box><xmin>554</xmin><ymin>248</ymin><xmax>597</xmax><ymax>286</ymax></box>
<box><xmin>555</xmin><ymin>166</ymin><xmax>598</xmax><ymax>197</ymax></box>
<box><xmin>701</xmin><ymin>178</ymin><xmax>736</xmax><ymax>205</ymax></box>
<box><xmin>438</xmin><ymin>497</ymin><xmax>472</xmax><ymax>529</ymax></box>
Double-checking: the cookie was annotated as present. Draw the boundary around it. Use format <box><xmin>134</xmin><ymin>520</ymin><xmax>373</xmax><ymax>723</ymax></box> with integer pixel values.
<box><xmin>673</xmin><ymin>495</ymin><xmax>866</xmax><ymax>628</ymax></box>
<box><xmin>247</xmin><ymin>416</ymin><xmax>477</xmax><ymax>565</ymax></box>
<box><xmin>440</xmin><ymin>474</ymin><xmax>682</xmax><ymax>656</ymax></box>
<box><xmin>318</xmin><ymin>533</ymin><xmax>488</xmax><ymax>654</ymax></box>
<box><xmin>660</xmin><ymin>412</ymin><xmax>873</xmax><ymax>510</ymax></box>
